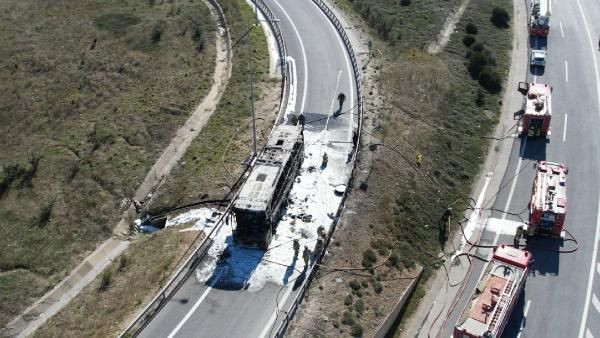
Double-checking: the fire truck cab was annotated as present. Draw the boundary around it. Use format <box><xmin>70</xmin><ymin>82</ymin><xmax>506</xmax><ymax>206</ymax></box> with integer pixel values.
<box><xmin>524</xmin><ymin>161</ymin><xmax>567</xmax><ymax>239</ymax></box>
<box><xmin>517</xmin><ymin>82</ymin><xmax>552</xmax><ymax>137</ymax></box>
<box><xmin>529</xmin><ymin>0</ymin><xmax>550</xmax><ymax>36</ymax></box>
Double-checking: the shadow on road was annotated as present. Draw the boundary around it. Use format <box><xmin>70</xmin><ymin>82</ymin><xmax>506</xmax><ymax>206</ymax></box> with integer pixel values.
<box><xmin>526</xmin><ymin>236</ymin><xmax>562</xmax><ymax>276</ymax></box>
<box><xmin>205</xmin><ymin>235</ymin><xmax>265</xmax><ymax>290</ymax></box>
<box><xmin>529</xmin><ymin>65</ymin><xmax>546</xmax><ymax>77</ymax></box>
<box><xmin>520</xmin><ymin>136</ymin><xmax>547</xmax><ymax>161</ymax></box>
<box><xmin>503</xmin><ymin>287</ymin><xmax>527</xmax><ymax>337</ymax></box>
<box><xmin>529</xmin><ymin>35</ymin><xmax>548</xmax><ymax>50</ymax></box>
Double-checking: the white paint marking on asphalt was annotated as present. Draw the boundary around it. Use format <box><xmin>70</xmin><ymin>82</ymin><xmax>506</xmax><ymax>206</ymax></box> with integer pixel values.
<box><xmin>312</xmin><ymin>0</ymin><xmax>356</xmax><ymax>141</ymax></box>
<box><xmin>493</xmin><ymin>138</ymin><xmax>527</xmax><ymax>244</ymax></box>
<box><xmin>272</xmin><ymin>0</ymin><xmax>308</xmax><ymax>116</ymax></box>
<box><xmin>566</xmin><ymin>60</ymin><xmax>569</xmax><ymax>82</ymax></box>
<box><xmin>167</xmin><ymin>272</ymin><xmax>223</xmax><ymax>338</ymax></box>
<box><xmin>592</xmin><ymin>293</ymin><xmax>600</xmax><ymax>316</ymax></box>
<box><xmin>593</xmin><ymin>294</ymin><xmax>600</xmax><ymax>313</ymax></box>
<box><xmin>322</xmin><ymin>70</ymin><xmax>343</xmax><ymax>134</ymax></box>
<box><xmin>597</xmin><ymin>262</ymin><xmax>600</xmax><ymax>276</ymax></box>
<box><xmin>516</xmin><ymin>300</ymin><xmax>532</xmax><ymax>338</ymax></box>
<box><xmin>563</xmin><ymin>114</ymin><xmax>568</xmax><ymax>142</ymax></box>
<box><xmin>259</xmin><ymin>284</ymin><xmax>294</xmax><ymax>338</ymax></box>
<box><xmin>576</xmin><ymin>0</ymin><xmax>600</xmax><ymax>335</ymax></box>
<box><xmin>560</xmin><ymin>21</ymin><xmax>565</xmax><ymax>38</ymax></box>
<box><xmin>587</xmin><ymin>328</ymin><xmax>595</xmax><ymax>338</ymax></box>
<box><xmin>533</xmin><ymin>74</ymin><xmax>537</xmax><ymax>83</ymax></box>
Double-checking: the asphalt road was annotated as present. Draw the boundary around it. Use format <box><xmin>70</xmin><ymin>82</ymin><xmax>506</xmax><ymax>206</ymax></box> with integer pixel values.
<box><xmin>137</xmin><ymin>0</ymin><xmax>357</xmax><ymax>337</ymax></box>
<box><xmin>440</xmin><ymin>0</ymin><xmax>600</xmax><ymax>337</ymax></box>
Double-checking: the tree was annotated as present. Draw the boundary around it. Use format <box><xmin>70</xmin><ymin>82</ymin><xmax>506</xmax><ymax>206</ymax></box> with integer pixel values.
<box><xmin>463</xmin><ymin>34</ymin><xmax>476</xmax><ymax>47</ymax></box>
<box><xmin>465</xmin><ymin>23</ymin><xmax>478</xmax><ymax>35</ymax></box>
<box><xmin>479</xmin><ymin>67</ymin><xmax>502</xmax><ymax>93</ymax></box>
<box><xmin>491</xmin><ymin>7</ymin><xmax>510</xmax><ymax>28</ymax></box>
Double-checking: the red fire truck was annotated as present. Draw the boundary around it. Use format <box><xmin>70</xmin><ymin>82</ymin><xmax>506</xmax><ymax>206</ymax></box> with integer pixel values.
<box><xmin>524</xmin><ymin>161</ymin><xmax>567</xmax><ymax>239</ymax></box>
<box><xmin>529</xmin><ymin>0</ymin><xmax>550</xmax><ymax>36</ymax></box>
<box><xmin>454</xmin><ymin>245</ymin><xmax>532</xmax><ymax>338</ymax></box>
<box><xmin>517</xmin><ymin>82</ymin><xmax>552</xmax><ymax>137</ymax></box>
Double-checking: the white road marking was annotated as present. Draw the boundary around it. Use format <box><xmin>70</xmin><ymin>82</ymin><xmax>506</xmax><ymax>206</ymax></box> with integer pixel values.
<box><xmin>593</xmin><ymin>294</ymin><xmax>600</xmax><ymax>313</ymax></box>
<box><xmin>533</xmin><ymin>74</ymin><xmax>537</xmax><ymax>83</ymax></box>
<box><xmin>576</xmin><ymin>0</ymin><xmax>600</xmax><ymax>335</ymax></box>
<box><xmin>259</xmin><ymin>284</ymin><xmax>294</xmax><ymax>338</ymax></box>
<box><xmin>587</xmin><ymin>328</ymin><xmax>595</xmax><ymax>338</ymax></box>
<box><xmin>563</xmin><ymin>114</ymin><xmax>568</xmax><ymax>142</ymax></box>
<box><xmin>167</xmin><ymin>272</ymin><xmax>223</xmax><ymax>338</ymax></box>
<box><xmin>560</xmin><ymin>21</ymin><xmax>565</xmax><ymax>38</ymax></box>
<box><xmin>516</xmin><ymin>300</ymin><xmax>532</xmax><ymax>338</ymax></box>
<box><xmin>495</xmin><ymin>137</ymin><xmax>527</xmax><ymax>246</ymax></box>
<box><xmin>272</xmin><ymin>0</ymin><xmax>308</xmax><ymax>115</ymax></box>
<box><xmin>566</xmin><ymin>60</ymin><xmax>569</xmax><ymax>82</ymax></box>
<box><xmin>322</xmin><ymin>70</ymin><xmax>343</xmax><ymax>134</ymax></box>
<box><xmin>597</xmin><ymin>262</ymin><xmax>600</xmax><ymax>276</ymax></box>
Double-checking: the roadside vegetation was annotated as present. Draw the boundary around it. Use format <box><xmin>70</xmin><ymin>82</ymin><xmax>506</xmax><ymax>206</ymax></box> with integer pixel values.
<box><xmin>33</xmin><ymin>228</ymin><xmax>199</xmax><ymax>338</ymax></box>
<box><xmin>288</xmin><ymin>0</ymin><xmax>512</xmax><ymax>336</ymax></box>
<box><xmin>149</xmin><ymin>0</ymin><xmax>279</xmax><ymax>211</ymax></box>
<box><xmin>0</xmin><ymin>0</ymin><xmax>216</xmax><ymax>328</ymax></box>
<box><xmin>33</xmin><ymin>0</ymin><xmax>276</xmax><ymax>335</ymax></box>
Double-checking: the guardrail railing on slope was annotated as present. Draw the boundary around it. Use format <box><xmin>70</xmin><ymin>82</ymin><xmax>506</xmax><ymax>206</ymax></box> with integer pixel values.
<box><xmin>271</xmin><ymin>0</ymin><xmax>364</xmax><ymax>336</ymax></box>
<box><xmin>119</xmin><ymin>0</ymin><xmax>291</xmax><ymax>336</ymax></box>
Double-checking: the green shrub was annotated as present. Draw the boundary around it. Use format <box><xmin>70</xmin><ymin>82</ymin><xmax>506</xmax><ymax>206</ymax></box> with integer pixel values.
<box><xmin>476</xmin><ymin>88</ymin><xmax>486</xmax><ymax>106</ymax></box>
<box><xmin>471</xmin><ymin>42</ymin><xmax>485</xmax><ymax>52</ymax></box>
<box><xmin>400</xmin><ymin>0</ymin><xmax>411</xmax><ymax>6</ymax></box>
<box><xmin>373</xmin><ymin>280</ymin><xmax>384</xmax><ymax>294</ymax></box>
<box><xmin>462</xmin><ymin>35</ymin><xmax>476</xmax><ymax>47</ymax></box>
<box><xmin>354</xmin><ymin>299</ymin><xmax>365</xmax><ymax>314</ymax></box>
<box><xmin>351</xmin><ymin>323</ymin><xmax>364</xmax><ymax>337</ymax></box>
<box><xmin>98</xmin><ymin>269</ymin><xmax>112</xmax><ymax>291</ymax></box>
<box><xmin>491</xmin><ymin>7</ymin><xmax>510</xmax><ymax>28</ymax></box>
<box><xmin>362</xmin><ymin>249</ymin><xmax>377</xmax><ymax>267</ymax></box>
<box><xmin>465</xmin><ymin>22</ymin><xmax>478</xmax><ymax>35</ymax></box>
<box><xmin>349</xmin><ymin>279</ymin><xmax>361</xmax><ymax>291</ymax></box>
<box><xmin>344</xmin><ymin>294</ymin><xmax>353</xmax><ymax>306</ymax></box>
<box><xmin>467</xmin><ymin>52</ymin><xmax>488</xmax><ymax>77</ymax></box>
<box><xmin>342</xmin><ymin>311</ymin><xmax>356</xmax><ymax>326</ymax></box>
<box><xmin>478</xmin><ymin>67</ymin><xmax>502</xmax><ymax>93</ymax></box>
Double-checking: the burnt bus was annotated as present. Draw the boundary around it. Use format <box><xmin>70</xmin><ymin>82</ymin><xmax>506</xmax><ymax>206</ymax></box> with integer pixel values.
<box><xmin>233</xmin><ymin>123</ymin><xmax>304</xmax><ymax>249</ymax></box>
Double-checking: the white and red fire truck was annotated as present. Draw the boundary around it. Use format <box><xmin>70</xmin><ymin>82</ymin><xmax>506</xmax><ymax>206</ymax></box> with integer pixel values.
<box><xmin>454</xmin><ymin>245</ymin><xmax>532</xmax><ymax>338</ymax></box>
<box><xmin>529</xmin><ymin>0</ymin><xmax>550</xmax><ymax>36</ymax></box>
<box><xmin>517</xmin><ymin>82</ymin><xmax>552</xmax><ymax>137</ymax></box>
<box><xmin>524</xmin><ymin>161</ymin><xmax>567</xmax><ymax>239</ymax></box>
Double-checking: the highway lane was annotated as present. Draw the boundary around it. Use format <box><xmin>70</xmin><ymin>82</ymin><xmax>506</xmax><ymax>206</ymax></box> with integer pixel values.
<box><xmin>137</xmin><ymin>0</ymin><xmax>357</xmax><ymax>337</ymax></box>
<box><xmin>439</xmin><ymin>0</ymin><xmax>600</xmax><ymax>336</ymax></box>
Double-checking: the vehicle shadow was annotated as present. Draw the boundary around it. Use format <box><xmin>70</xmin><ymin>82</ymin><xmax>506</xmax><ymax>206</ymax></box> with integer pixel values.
<box><xmin>529</xmin><ymin>65</ymin><xmax>546</xmax><ymax>77</ymax></box>
<box><xmin>502</xmin><ymin>287</ymin><xmax>527</xmax><ymax>337</ymax></box>
<box><xmin>520</xmin><ymin>136</ymin><xmax>547</xmax><ymax>161</ymax></box>
<box><xmin>205</xmin><ymin>235</ymin><xmax>265</xmax><ymax>290</ymax></box>
<box><xmin>525</xmin><ymin>236</ymin><xmax>561</xmax><ymax>276</ymax></box>
<box><xmin>529</xmin><ymin>35</ymin><xmax>548</xmax><ymax>50</ymax></box>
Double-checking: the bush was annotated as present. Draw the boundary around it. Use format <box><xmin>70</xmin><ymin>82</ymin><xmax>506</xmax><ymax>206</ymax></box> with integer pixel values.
<box><xmin>344</xmin><ymin>294</ymin><xmax>353</xmax><ymax>306</ymax></box>
<box><xmin>389</xmin><ymin>251</ymin><xmax>401</xmax><ymax>267</ymax></box>
<box><xmin>151</xmin><ymin>21</ymin><xmax>165</xmax><ymax>43</ymax></box>
<box><xmin>94</xmin><ymin>13</ymin><xmax>141</xmax><ymax>33</ymax></box>
<box><xmin>373</xmin><ymin>280</ymin><xmax>384</xmax><ymax>294</ymax></box>
<box><xmin>462</xmin><ymin>35</ymin><xmax>476</xmax><ymax>47</ymax></box>
<box><xmin>362</xmin><ymin>249</ymin><xmax>377</xmax><ymax>267</ymax></box>
<box><xmin>471</xmin><ymin>42</ymin><xmax>485</xmax><ymax>52</ymax></box>
<box><xmin>349</xmin><ymin>279</ymin><xmax>361</xmax><ymax>291</ymax></box>
<box><xmin>465</xmin><ymin>22</ymin><xmax>478</xmax><ymax>35</ymax></box>
<box><xmin>491</xmin><ymin>7</ymin><xmax>510</xmax><ymax>28</ymax></box>
<box><xmin>478</xmin><ymin>67</ymin><xmax>502</xmax><ymax>93</ymax></box>
<box><xmin>351</xmin><ymin>323</ymin><xmax>364</xmax><ymax>337</ymax></box>
<box><xmin>467</xmin><ymin>52</ymin><xmax>489</xmax><ymax>77</ymax></box>
<box><xmin>400</xmin><ymin>0</ymin><xmax>411</xmax><ymax>6</ymax></box>
<box><xmin>342</xmin><ymin>311</ymin><xmax>356</xmax><ymax>326</ymax></box>
<box><xmin>98</xmin><ymin>269</ymin><xmax>112</xmax><ymax>291</ymax></box>
<box><xmin>354</xmin><ymin>299</ymin><xmax>365</xmax><ymax>314</ymax></box>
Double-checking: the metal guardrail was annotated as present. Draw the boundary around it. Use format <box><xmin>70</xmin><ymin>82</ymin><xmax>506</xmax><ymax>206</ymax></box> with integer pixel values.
<box><xmin>119</xmin><ymin>0</ymin><xmax>291</xmax><ymax>336</ymax></box>
<box><xmin>271</xmin><ymin>0</ymin><xmax>365</xmax><ymax>337</ymax></box>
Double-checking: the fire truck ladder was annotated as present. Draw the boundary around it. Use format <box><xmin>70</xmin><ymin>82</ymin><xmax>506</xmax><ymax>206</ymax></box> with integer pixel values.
<box><xmin>488</xmin><ymin>280</ymin><xmax>515</xmax><ymax>333</ymax></box>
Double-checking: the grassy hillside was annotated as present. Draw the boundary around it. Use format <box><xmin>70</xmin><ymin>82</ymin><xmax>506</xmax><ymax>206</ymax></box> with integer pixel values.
<box><xmin>0</xmin><ymin>0</ymin><xmax>216</xmax><ymax>327</ymax></box>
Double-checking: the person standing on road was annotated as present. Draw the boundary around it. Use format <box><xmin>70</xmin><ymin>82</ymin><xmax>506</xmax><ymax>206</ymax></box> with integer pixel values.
<box><xmin>337</xmin><ymin>92</ymin><xmax>346</xmax><ymax>108</ymax></box>
<box><xmin>302</xmin><ymin>246</ymin><xmax>310</xmax><ymax>270</ymax></box>
<box><xmin>293</xmin><ymin>239</ymin><xmax>300</xmax><ymax>260</ymax></box>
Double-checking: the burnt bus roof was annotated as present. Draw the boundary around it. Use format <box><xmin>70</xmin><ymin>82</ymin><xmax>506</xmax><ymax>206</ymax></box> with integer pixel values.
<box><xmin>234</xmin><ymin>124</ymin><xmax>303</xmax><ymax>212</ymax></box>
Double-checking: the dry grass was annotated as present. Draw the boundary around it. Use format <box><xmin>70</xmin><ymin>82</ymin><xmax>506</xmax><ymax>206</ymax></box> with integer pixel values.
<box><xmin>33</xmin><ymin>228</ymin><xmax>200</xmax><ymax>338</ymax></box>
<box><xmin>0</xmin><ymin>0</ymin><xmax>216</xmax><ymax>327</ymax></box>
